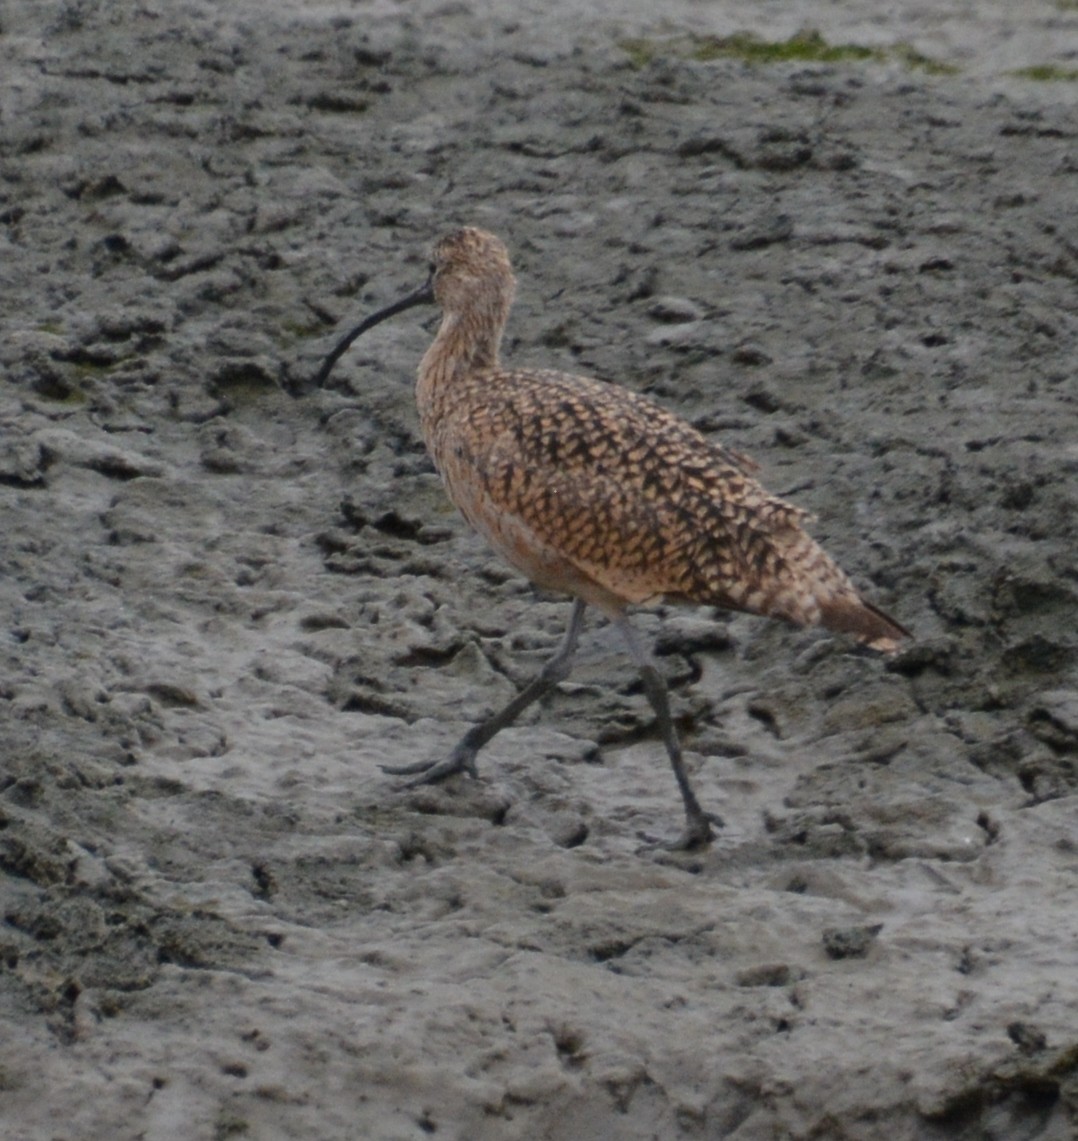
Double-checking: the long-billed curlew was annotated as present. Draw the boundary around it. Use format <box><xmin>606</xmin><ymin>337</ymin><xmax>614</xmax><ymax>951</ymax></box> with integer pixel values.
<box><xmin>315</xmin><ymin>227</ymin><xmax>908</xmax><ymax>848</ymax></box>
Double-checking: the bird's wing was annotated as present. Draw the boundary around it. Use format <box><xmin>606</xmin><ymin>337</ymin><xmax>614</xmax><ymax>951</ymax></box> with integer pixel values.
<box><xmin>461</xmin><ymin>370</ymin><xmax>816</xmax><ymax>613</ymax></box>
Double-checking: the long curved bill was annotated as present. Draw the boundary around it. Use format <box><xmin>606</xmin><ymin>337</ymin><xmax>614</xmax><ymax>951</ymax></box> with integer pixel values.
<box><xmin>312</xmin><ymin>276</ymin><xmax>435</xmax><ymax>389</ymax></box>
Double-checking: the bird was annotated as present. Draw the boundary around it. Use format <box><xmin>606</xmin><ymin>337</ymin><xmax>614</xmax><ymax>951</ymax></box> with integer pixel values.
<box><xmin>313</xmin><ymin>226</ymin><xmax>909</xmax><ymax>849</ymax></box>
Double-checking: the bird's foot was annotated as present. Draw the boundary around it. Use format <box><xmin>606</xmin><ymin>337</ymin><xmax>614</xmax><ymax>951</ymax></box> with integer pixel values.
<box><xmin>643</xmin><ymin>810</ymin><xmax>724</xmax><ymax>852</ymax></box>
<box><xmin>380</xmin><ymin>743</ymin><xmax>479</xmax><ymax>786</ymax></box>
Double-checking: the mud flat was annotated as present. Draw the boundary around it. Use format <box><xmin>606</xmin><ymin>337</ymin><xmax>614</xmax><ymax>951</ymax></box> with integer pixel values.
<box><xmin>1</xmin><ymin>1</ymin><xmax>1076</xmax><ymax>1138</ymax></box>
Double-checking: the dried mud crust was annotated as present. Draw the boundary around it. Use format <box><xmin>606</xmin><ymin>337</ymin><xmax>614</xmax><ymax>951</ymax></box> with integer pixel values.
<box><xmin>2</xmin><ymin>1</ymin><xmax>1077</xmax><ymax>1139</ymax></box>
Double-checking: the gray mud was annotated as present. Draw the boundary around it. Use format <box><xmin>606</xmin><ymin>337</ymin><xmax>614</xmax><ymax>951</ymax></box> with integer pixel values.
<box><xmin>2</xmin><ymin>2</ymin><xmax>1077</xmax><ymax>1138</ymax></box>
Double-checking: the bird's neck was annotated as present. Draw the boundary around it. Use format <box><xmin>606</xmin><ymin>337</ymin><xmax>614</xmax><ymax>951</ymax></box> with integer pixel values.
<box><xmin>416</xmin><ymin>303</ymin><xmax>507</xmax><ymax>423</ymax></box>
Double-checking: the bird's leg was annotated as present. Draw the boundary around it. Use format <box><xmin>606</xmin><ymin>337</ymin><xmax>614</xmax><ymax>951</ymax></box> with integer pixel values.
<box><xmin>382</xmin><ymin>598</ymin><xmax>588</xmax><ymax>785</ymax></box>
<box><xmin>613</xmin><ymin>615</ymin><xmax>721</xmax><ymax>850</ymax></box>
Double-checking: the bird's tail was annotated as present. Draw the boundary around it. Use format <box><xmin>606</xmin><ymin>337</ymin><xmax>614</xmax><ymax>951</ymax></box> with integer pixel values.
<box><xmin>818</xmin><ymin>594</ymin><xmax>910</xmax><ymax>654</ymax></box>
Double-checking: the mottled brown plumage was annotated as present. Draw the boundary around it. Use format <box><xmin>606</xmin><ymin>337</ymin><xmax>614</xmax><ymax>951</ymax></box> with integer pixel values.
<box><xmin>316</xmin><ymin>226</ymin><xmax>909</xmax><ymax>848</ymax></box>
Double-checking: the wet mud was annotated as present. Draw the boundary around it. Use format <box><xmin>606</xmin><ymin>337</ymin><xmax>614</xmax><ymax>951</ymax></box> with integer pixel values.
<box><xmin>2</xmin><ymin>2</ymin><xmax>1077</xmax><ymax>1138</ymax></box>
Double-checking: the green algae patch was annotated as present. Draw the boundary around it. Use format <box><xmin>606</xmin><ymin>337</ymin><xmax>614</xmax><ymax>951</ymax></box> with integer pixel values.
<box><xmin>620</xmin><ymin>30</ymin><xmax>956</xmax><ymax>74</ymax></box>
<box><xmin>1010</xmin><ymin>64</ymin><xmax>1078</xmax><ymax>81</ymax></box>
<box><xmin>892</xmin><ymin>44</ymin><xmax>960</xmax><ymax>76</ymax></box>
<box><xmin>692</xmin><ymin>30</ymin><xmax>881</xmax><ymax>65</ymax></box>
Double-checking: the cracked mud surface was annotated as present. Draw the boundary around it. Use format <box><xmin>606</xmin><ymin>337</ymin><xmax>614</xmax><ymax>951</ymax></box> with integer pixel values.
<box><xmin>2</xmin><ymin>2</ymin><xmax>1077</xmax><ymax>1137</ymax></box>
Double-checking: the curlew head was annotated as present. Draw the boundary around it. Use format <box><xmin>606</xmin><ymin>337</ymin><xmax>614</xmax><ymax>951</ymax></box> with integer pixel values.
<box><xmin>428</xmin><ymin>227</ymin><xmax>515</xmax><ymax>314</ymax></box>
<box><xmin>311</xmin><ymin>227</ymin><xmax>514</xmax><ymax>389</ymax></box>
